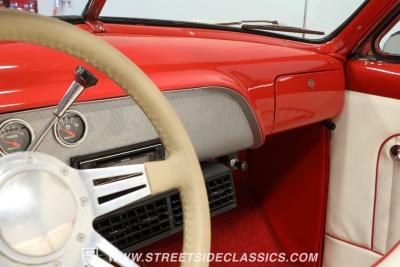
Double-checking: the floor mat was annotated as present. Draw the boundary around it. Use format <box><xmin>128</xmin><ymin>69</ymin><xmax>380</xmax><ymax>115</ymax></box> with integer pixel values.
<box><xmin>138</xmin><ymin>175</ymin><xmax>296</xmax><ymax>267</ymax></box>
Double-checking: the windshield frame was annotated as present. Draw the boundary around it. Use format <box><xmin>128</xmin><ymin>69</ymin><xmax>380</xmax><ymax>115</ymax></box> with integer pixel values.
<box><xmin>52</xmin><ymin>0</ymin><xmax>92</xmax><ymax>23</ymax></box>
<box><xmin>94</xmin><ymin>0</ymin><xmax>369</xmax><ymax>44</ymax></box>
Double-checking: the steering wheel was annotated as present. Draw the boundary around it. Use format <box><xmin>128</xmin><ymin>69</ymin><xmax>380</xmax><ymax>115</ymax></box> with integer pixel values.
<box><xmin>0</xmin><ymin>9</ymin><xmax>210</xmax><ymax>267</ymax></box>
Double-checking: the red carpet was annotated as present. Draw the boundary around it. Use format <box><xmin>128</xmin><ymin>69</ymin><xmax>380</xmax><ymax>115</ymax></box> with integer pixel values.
<box><xmin>138</xmin><ymin>174</ymin><xmax>296</xmax><ymax>267</ymax></box>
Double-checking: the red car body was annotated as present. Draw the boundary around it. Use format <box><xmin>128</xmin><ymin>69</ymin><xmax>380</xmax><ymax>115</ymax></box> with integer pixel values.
<box><xmin>0</xmin><ymin>0</ymin><xmax>396</xmax><ymax>134</ymax></box>
<box><xmin>1</xmin><ymin>0</ymin><xmax>400</xmax><ymax>266</ymax></box>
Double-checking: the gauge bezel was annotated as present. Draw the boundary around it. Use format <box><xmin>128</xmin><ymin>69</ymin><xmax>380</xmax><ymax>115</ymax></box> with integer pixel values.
<box><xmin>0</xmin><ymin>118</ymin><xmax>35</xmax><ymax>155</ymax></box>
<box><xmin>53</xmin><ymin>110</ymin><xmax>88</xmax><ymax>148</ymax></box>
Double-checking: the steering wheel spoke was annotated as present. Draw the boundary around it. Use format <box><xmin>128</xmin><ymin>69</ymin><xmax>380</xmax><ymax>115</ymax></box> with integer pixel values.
<box><xmin>83</xmin><ymin>255</ymin><xmax>114</xmax><ymax>267</ymax></box>
<box><xmin>84</xmin><ymin>231</ymin><xmax>139</xmax><ymax>267</ymax></box>
<box><xmin>79</xmin><ymin>164</ymin><xmax>151</xmax><ymax>217</ymax></box>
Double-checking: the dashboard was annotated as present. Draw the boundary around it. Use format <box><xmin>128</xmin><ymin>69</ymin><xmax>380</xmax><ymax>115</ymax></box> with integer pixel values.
<box><xmin>0</xmin><ymin>24</ymin><xmax>345</xmax><ymax>138</ymax></box>
<box><xmin>0</xmin><ymin>23</ymin><xmax>346</xmax><ymax>161</ymax></box>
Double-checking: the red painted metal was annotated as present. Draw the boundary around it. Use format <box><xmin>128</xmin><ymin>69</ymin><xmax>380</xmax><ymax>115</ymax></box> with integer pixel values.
<box><xmin>347</xmin><ymin>59</ymin><xmax>400</xmax><ymax>100</ymax></box>
<box><xmin>4</xmin><ymin>0</ymin><xmax>394</xmax><ymax>138</ymax></box>
<box><xmin>85</xmin><ymin>0</ymin><xmax>106</xmax><ymax>33</ymax></box>
<box><xmin>89</xmin><ymin>0</ymin><xmax>398</xmax><ymax>57</ymax></box>
<box><xmin>0</xmin><ymin>28</ymin><xmax>344</xmax><ymax>138</ymax></box>
<box><xmin>273</xmin><ymin>70</ymin><xmax>345</xmax><ymax>134</ymax></box>
<box><xmin>84</xmin><ymin>20</ymin><xmax>106</xmax><ymax>33</ymax></box>
<box><xmin>85</xmin><ymin>0</ymin><xmax>106</xmax><ymax>20</ymax></box>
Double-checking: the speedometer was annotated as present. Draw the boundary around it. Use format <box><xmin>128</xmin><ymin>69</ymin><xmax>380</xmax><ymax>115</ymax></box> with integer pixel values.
<box><xmin>0</xmin><ymin>119</ymin><xmax>34</xmax><ymax>155</ymax></box>
<box><xmin>54</xmin><ymin>110</ymin><xmax>87</xmax><ymax>147</ymax></box>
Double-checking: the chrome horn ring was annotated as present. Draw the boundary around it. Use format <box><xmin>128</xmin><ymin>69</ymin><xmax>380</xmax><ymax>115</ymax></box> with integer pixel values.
<box><xmin>0</xmin><ymin>152</ymin><xmax>152</xmax><ymax>266</ymax></box>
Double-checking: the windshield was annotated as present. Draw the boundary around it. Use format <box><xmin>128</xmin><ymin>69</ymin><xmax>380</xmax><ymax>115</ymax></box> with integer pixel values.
<box><xmin>0</xmin><ymin>0</ymin><xmax>89</xmax><ymax>16</ymax></box>
<box><xmin>0</xmin><ymin>0</ymin><xmax>367</xmax><ymax>40</ymax></box>
<box><xmin>100</xmin><ymin>0</ymin><xmax>367</xmax><ymax>40</ymax></box>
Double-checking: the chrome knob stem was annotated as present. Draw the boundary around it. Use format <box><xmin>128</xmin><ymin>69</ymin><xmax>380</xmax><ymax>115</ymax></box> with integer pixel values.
<box><xmin>29</xmin><ymin>66</ymin><xmax>97</xmax><ymax>151</ymax></box>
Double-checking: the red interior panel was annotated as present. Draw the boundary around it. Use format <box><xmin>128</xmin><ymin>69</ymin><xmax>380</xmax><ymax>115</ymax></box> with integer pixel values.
<box><xmin>248</xmin><ymin>123</ymin><xmax>330</xmax><ymax>267</ymax></box>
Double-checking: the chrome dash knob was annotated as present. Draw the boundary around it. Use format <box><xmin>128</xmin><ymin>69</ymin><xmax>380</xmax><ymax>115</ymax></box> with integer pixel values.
<box><xmin>390</xmin><ymin>145</ymin><xmax>400</xmax><ymax>161</ymax></box>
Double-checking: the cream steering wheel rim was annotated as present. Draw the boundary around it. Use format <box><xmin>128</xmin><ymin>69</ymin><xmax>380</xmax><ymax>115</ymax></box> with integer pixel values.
<box><xmin>0</xmin><ymin>9</ymin><xmax>210</xmax><ymax>267</ymax></box>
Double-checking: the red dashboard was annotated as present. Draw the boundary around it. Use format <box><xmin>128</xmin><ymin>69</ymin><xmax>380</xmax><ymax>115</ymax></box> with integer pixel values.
<box><xmin>0</xmin><ymin>23</ymin><xmax>345</xmax><ymax>139</ymax></box>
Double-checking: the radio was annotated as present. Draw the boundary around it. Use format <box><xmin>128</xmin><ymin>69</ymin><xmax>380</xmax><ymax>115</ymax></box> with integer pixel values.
<box><xmin>70</xmin><ymin>139</ymin><xmax>164</xmax><ymax>169</ymax></box>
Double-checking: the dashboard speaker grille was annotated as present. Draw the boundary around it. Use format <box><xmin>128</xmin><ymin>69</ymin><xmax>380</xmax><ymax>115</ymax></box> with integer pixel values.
<box><xmin>93</xmin><ymin>163</ymin><xmax>236</xmax><ymax>252</ymax></box>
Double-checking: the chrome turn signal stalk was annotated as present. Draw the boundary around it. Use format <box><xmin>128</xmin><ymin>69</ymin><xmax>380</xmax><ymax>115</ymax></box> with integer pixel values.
<box><xmin>29</xmin><ymin>66</ymin><xmax>98</xmax><ymax>151</ymax></box>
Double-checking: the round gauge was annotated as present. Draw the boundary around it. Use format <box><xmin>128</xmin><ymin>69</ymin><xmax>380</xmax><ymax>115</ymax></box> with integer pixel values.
<box><xmin>0</xmin><ymin>119</ymin><xmax>34</xmax><ymax>155</ymax></box>
<box><xmin>54</xmin><ymin>110</ymin><xmax>87</xmax><ymax>147</ymax></box>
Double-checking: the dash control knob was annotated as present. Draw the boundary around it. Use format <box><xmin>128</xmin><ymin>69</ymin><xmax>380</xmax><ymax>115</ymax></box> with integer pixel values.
<box><xmin>230</xmin><ymin>158</ymin><xmax>248</xmax><ymax>172</ymax></box>
<box><xmin>391</xmin><ymin>145</ymin><xmax>400</xmax><ymax>161</ymax></box>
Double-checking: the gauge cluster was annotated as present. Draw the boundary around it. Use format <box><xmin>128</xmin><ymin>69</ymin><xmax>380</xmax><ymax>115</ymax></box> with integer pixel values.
<box><xmin>0</xmin><ymin>110</ymin><xmax>88</xmax><ymax>155</ymax></box>
<box><xmin>0</xmin><ymin>119</ymin><xmax>34</xmax><ymax>154</ymax></box>
<box><xmin>54</xmin><ymin>110</ymin><xmax>88</xmax><ymax>147</ymax></box>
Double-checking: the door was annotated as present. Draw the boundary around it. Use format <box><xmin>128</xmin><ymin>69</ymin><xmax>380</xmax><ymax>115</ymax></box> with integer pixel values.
<box><xmin>323</xmin><ymin>10</ymin><xmax>400</xmax><ymax>267</ymax></box>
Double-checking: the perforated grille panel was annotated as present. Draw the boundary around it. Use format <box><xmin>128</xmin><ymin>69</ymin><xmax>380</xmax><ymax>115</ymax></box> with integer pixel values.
<box><xmin>0</xmin><ymin>88</ymin><xmax>257</xmax><ymax>162</ymax></box>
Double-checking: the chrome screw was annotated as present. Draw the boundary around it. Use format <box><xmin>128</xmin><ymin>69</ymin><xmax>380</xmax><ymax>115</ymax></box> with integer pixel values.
<box><xmin>77</xmin><ymin>233</ymin><xmax>86</xmax><ymax>243</ymax></box>
<box><xmin>80</xmin><ymin>197</ymin><xmax>88</xmax><ymax>207</ymax></box>
<box><xmin>60</xmin><ymin>167</ymin><xmax>69</xmax><ymax>176</ymax></box>
<box><xmin>240</xmin><ymin>160</ymin><xmax>249</xmax><ymax>172</ymax></box>
<box><xmin>308</xmin><ymin>79</ymin><xmax>315</xmax><ymax>89</ymax></box>
<box><xmin>27</xmin><ymin>155</ymin><xmax>34</xmax><ymax>163</ymax></box>
<box><xmin>230</xmin><ymin>158</ymin><xmax>240</xmax><ymax>170</ymax></box>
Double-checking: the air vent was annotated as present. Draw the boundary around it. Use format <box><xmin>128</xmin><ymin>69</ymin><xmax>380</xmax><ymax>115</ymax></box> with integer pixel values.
<box><xmin>207</xmin><ymin>173</ymin><xmax>236</xmax><ymax>213</ymax></box>
<box><xmin>94</xmin><ymin>197</ymin><xmax>172</xmax><ymax>251</ymax></box>
<box><xmin>93</xmin><ymin>162</ymin><xmax>236</xmax><ymax>252</ymax></box>
<box><xmin>171</xmin><ymin>168</ymin><xmax>236</xmax><ymax>227</ymax></box>
<box><xmin>170</xmin><ymin>193</ymin><xmax>183</xmax><ymax>227</ymax></box>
